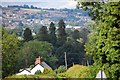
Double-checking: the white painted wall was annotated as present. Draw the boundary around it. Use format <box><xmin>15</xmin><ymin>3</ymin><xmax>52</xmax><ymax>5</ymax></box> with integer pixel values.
<box><xmin>30</xmin><ymin>64</ymin><xmax>44</xmax><ymax>75</ymax></box>
<box><xmin>16</xmin><ymin>70</ymin><xmax>32</xmax><ymax>75</ymax></box>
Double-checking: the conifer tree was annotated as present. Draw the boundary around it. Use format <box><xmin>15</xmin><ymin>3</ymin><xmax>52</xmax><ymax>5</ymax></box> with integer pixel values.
<box><xmin>37</xmin><ymin>26</ymin><xmax>49</xmax><ymax>42</ymax></box>
<box><xmin>72</xmin><ymin>29</ymin><xmax>80</xmax><ymax>40</ymax></box>
<box><xmin>57</xmin><ymin>19</ymin><xmax>67</xmax><ymax>46</ymax></box>
<box><xmin>23</xmin><ymin>28</ymin><xmax>33</xmax><ymax>42</ymax></box>
<box><xmin>49</xmin><ymin>22</ymin><xmax>57</xmax><ymax>46</ymax></box>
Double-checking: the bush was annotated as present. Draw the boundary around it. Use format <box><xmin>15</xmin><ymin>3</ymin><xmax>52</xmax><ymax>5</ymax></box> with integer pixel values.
<box><xmin>78</xmin><ymin>65</ymin><xmax>99</xmax><ymax>78</ymax></box>
<box><xmin>29</xmin><ymin>65</ymin><xmax>34</xmax><ymax>68</ymax></box>
<box><xmin>57</xmin><ymin>73</ymin><xmax>67</xmax><ymax>78</ymax></box>
<box><xmin>35</xmin><ymin>70</ymin><xmax>41</xmax><ymax>75</ymax></box>
<box><xmin>55</xmin><ymin>65</ymin><xmax>66</xmax><ymax>74</ymax></box>
<box><xmin>41</xmin><ymin>68</ymin><xmax>53</xmax><ymax>74</ymax></box>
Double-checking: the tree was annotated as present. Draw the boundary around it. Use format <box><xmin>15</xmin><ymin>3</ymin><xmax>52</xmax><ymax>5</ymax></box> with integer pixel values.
<box><xmin>18</xmin><ymin>40</ymin><xmax>57</xmax><ymax>68</ymax></box>
<box><xmin>55</xmin><ymin>40</ymin><xmax>85</xmax><ymax>67</ymax></box>
<box><xmin>37</xmin><ymin>26</ymin><xmax>49</xmax><ymax>42</ymax></box>
<box><xmin>72</xmin><ymin>29</ymin><xmax>80</xmax><ymax>40</ymax></box>
<box><xmin>49</xmin><ymin>22</ymin><xmax>57</xmax><ymax>46</ymax></box>
<box><xmin>23</xmin><ymin>28</ymin><xmax>33</xmax><ymax>42</ymax></box>
<box><xmin>79</xmin><ymin>28</ymin><xmax>90</xmax><ymax>43</ymax></box>
<box><xmin>57</xmin><ymin>19</ymin><xmax>67</xmax><ymax>46</ymax></box>
<box><xmin>79</xmin><ymin>1</ymin><xmax>120</xmax><ymax>79</ymax></box>
<box><xmin>2</xmin><ymin>28</ymin><xmax>20</xmax><ymax>78</ymax></box>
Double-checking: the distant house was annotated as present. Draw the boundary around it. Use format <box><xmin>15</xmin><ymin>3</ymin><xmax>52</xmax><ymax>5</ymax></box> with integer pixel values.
<box><xmin>16</xmin><ymin>56</ymin><xmax>52</xmax><ymax>75</ymax></box>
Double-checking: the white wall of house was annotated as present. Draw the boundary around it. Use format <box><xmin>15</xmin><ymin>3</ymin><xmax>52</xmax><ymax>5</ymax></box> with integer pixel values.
<box><xmin>16</xmin><ymin>70</ymin><xmax>32</xmax><ymax>75</ymax></box>
<box><xmin>31</xmin><ymin>64</ymin><xmax>44</xmax><ymax>74</ymax></box>
<box><xmin>16</xmin><ymin>64</ymin><xmax>44</xmax><ymax>75</ymax></box>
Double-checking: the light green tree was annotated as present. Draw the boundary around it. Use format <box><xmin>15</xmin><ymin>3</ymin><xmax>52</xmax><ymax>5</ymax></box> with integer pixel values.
<box><xmin>2</xmin><ymin>28</ymin><xmax>20</xmax><ymax>78</ymax></box>
<box><xmin>80</xmin><ymin>2</ymin><xmax>120</xmax><ymax>79</ymax></box>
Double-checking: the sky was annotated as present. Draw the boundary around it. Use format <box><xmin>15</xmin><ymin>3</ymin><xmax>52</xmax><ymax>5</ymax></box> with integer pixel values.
<box><xmin>2</xmin><ymin>0</ymin><xmax>78</xmax><ymax>9</ymax></box>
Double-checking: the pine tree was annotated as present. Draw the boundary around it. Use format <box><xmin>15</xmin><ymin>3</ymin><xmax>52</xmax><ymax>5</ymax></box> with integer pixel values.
<box><xmin>37</xmin><ymin>26</ymin><xmax>49</xmax><ymax>42</ymax></box>
<box><xmin>57</xmin><ymin>19</ymin><xmax>67</xmax><ymax>46</ymax></box>
<box><xmin>72</xmin><ymin>29</ymin><xmax>80</xmax><ymax>40</ymax></box>
<box><xmin>23</xmin><ymin>28</ymin><xmax>33</xmax><ymax>42</ymax></box>
<box><xmin>49</xmin><ymin>22</ymin><xmax>57</xmax><ymax>46</ymax></box>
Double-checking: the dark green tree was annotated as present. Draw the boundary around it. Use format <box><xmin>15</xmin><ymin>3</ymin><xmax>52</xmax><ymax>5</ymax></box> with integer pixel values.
<box><xmin>79</xmin><ymin>28</ymin><xmax>90</xmax><ymax>43</ymax></box>
<box><xmin>57</xmin><ymin>19</ymin><xmax>67</xmax><ymax>46</ymax></box>
<box><xmin>49</xmin><ymin>22</ymin><xmax>57</xmax><ymax>46</ymax></box>
<box><xmin>37</xmin><ymin>26</ymin><xmax>49</xmax><ymax>42</ymax></box>
<box><xmin>23</xmin><ymin>28</ymin><xmax>33</xmax><ymax>42</ymax></box>
<box><xmin>18</xmin><ymin>40</ymin><xmax>57</xmax><ymax>69</ymax></box>
<box><xmin>55</xmin><ymin>41</ymin><xmax>85</xmax><ymax>67</ymax></box>
<box><xmin>72</xmin><ymin>29</ymin><xmax>80</xmax><ymax>40</ymax></box>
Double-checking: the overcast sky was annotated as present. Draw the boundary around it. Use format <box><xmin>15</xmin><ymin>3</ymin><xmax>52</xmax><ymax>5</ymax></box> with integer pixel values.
<box><xmin>2</xmin><ymin>0</ymin><xmax>78</xmax><ymax>9</ymax></box>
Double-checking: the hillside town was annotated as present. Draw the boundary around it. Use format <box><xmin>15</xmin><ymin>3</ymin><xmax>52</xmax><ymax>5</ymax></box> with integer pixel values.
<box><xmin>2</xmin><ymin>5</ymin><xmax>92</xmax><ymax>31</ymax></box>
<box><xmin>1</xmin><ymin>1</ymin><xmax>120</xmax><ymax>79</ymax></box>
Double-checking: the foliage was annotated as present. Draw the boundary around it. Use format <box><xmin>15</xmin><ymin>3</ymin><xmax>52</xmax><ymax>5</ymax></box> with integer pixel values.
<box><xmin>78</xmin><ymin>65</ymin><xmax>98</xmax><ymax>78</ymax></box>
<box><xmin>57</xmin><ymin>19</ymin><xmax>67</xmax><ymax>46</ymax></box>
<box><xmin>41</xmin><ymin>68</ymin><xmax>53</xmax><ymax>75</ymax></box>
<box><xmin>79</xmin><ymin>28</ymin><xmax>90</xmax><ymax>43</ymax></box>
<box><xmin>57</xmin><ymin>72</ymin><xmax>67</xmax><ymax>78</ymax></box>
<box><xmin>35</xmin><ymin>70</ymin><xmax>41</xmax><ymax>75</ymax></box>
<box><xmin>2</xmin><ymin>28</ymin><xmax>21</xmax><ymax>78</ymax></box>
<box><xmin>55</xmin><ymin>40</ymin><xmax>85</xmax><ymax>67</ymax></box>
<box><xmin>72</xmin><ymin>29</ymin><xmax>80</xmax><ymax>40</ymax></box>
<box><xmin>55</xmin><ymin>65</ymin><xmax>66</xmax><ymax>74</ymax></box>
<box><xmin>29</xmin><ymin>65</ymin><xmax>34</xmax><ymax>68</ymax></box>
<box><xmin>18</xmin><ymin>40</ymin><xmax>55</xmax><ymax>68</ymax></box>
<box><xmin>37</xmin><ymin>26</ymin><xmax>49</xmax><ymax>42</ymax></box>
<box><xmin>65</xmin><ymin>65</ymin><xmax>88</xmax><ymax>78</ymax></box>
<box><xmin>23</xmin><ymin>27</ymin><xmax>33</xmax><ymax>42</ymax></box>
<box><xmin>80</xmin><ymin>1</ymin><xmax>120</xmax><ymax>79</ymax></box>
<box><xmin>49</xmin><ymin>22</ymin><xmax>57</xmax><ymax>46</ymax></box>
<box><xmin>6</xmin><ymin>74</ymin><xmax>40</xmax><ymax>79</ymax></box>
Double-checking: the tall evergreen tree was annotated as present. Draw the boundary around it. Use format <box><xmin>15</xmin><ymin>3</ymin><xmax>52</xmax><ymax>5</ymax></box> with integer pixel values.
<box><xmin>37</xmin><ymin>26</ymin><xmax>49</xmax><ymax>42</ymax></box>
<box><xmin>23</xmin><ymin>28</ymin><xmax>33</xmax><ymax>42</ymax></box>
<box><xmin>72</xmin><ymin>29</ymin><xmax>80</xmax><ymax>40</ymax></box>
<box><xmin>57</xmin><ymin>19</ymin><xmax>67</xmax><ymax>46</ymax></box>
<box><xmin>49</xmin><ymin>22</ymin><xmax>57</xmax><ymax>46</ymax></box>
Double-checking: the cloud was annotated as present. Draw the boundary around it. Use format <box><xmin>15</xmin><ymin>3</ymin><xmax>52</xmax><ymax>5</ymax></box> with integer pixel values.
<box><xmin>58</xmin><ymin>1</ymin><xmax>77</xmax><ymax>9</ymax></box>
<box><xmin>2</xmin><ymin>0</ymin><xmax>77</xmax><ymax>9</ymax></box>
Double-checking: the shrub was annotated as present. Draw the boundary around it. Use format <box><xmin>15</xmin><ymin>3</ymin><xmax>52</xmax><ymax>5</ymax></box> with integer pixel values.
<box><xmin>35</xmin><ymin>70</ymin><xmax>41</xmax><ymax>75</ymax></box>
<box><xmin>57</xmin><ymin>72</ymin><xmax>67</xmax><ymax>78</ymax></box>
<box><xmin>55</xmin><ymin>65</ymin><xmax>66</xmax><ymax>74</ymax></box>
<box><xmin>41</xmin><ymin>68</ymin><xmax>53</xmax><ymax>74</ymax></box>
<box><xmin>29</xmin><ymin>65</ymin><xmax>34</xmax><ymax>68</ymax></box>
<box><xmin>78</xmin><ymin>65</ymin><xmax>99</xmax><ymax>78</ymax></box>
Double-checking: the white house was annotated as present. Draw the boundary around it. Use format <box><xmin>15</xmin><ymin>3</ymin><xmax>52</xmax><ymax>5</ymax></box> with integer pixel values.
<box><xmin>16</xmin><ymin>70</ymin><xmax>32</xmax><ymax>75</ymax></box>
<box><xmin>16</xmin><ymin>56</ymin><xmax>51</xmax><ymax>75</ymax></box>
<box><xmin>16</xmin><ymin>64</ymin><xmax>44</xmax><ymax>75</ymax></box>
<box><xmin>30</xmin><ymin>64</ymin><xmax>44</xmax><ymax>74</ymax></box>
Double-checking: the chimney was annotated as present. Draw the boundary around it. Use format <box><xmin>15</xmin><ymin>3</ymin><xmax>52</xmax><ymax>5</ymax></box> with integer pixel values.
<box><xmin>35</xmin><ymin>56</ymin><xmax>41</xmax><ymax>65</ymax></box>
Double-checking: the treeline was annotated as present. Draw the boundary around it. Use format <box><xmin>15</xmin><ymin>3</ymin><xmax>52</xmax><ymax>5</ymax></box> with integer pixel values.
<box><xmin>8</xmin><ymin>5</ymin><xmax>38</xmax><ymax>9</ymax></box>
<box><xmin>2</xmin><ymin>19</ymin><xmax>90</xmax><ymax>78</ymax></box>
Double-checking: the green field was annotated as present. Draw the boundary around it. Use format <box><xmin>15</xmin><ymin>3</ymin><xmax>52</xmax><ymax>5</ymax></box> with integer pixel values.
<box><xmin>21</xmin><ymin>8</ymin><xmax>42</xmax><ymax>12</ymax></box>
